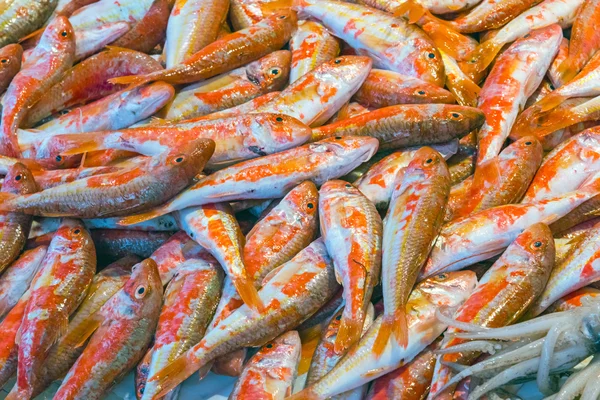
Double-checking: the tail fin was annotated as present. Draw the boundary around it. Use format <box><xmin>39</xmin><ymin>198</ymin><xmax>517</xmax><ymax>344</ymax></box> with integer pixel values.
<box><xmin>466</xmin><ymin>40</ymin><xmax>502</xmax><ymax>75</ymax></box>
<box><xmin>334</xmin><ymin>315</ymin><xmax>362</xmax><ymax>353</ymax></box>
<box><xmin>556</xmin><ymin>58</ymin><xmax>579</xmax><ymax>84</ymax></box>
<box><xmin>393</xmin><ymin>0</ymin><xmax>427</xmax><ymax>24</ymax></box>
<box><xmin>151</xmin><ymin>356</ymin><xmax>200</xmax><ymax>399</ymax></box>
<box><xmin>372</xmin><ymin>314</ymin><xmax>393</xmax><ymax>357</ymax></box>
<box><xmin>233</xmin><ymin>275</ymin><xmax>265</xmax><ymax>312</ymax></box>
<box><xmin>535</xmin><ymin>93</ymin><xmax>568</xmax><ymax>113</ymax></box>
<box><xmin>118</xmin><ymin>207</ymin><xmax>166</xmax><ymax>226</ymax></box>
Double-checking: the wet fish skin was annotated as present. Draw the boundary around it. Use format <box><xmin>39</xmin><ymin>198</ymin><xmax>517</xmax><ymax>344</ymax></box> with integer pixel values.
<box><xmin>449</xmin><ymin>0</ymin><xmax>542</xmax><ymax>33</ymax></box>
<box><xmin>319</xmin><ymin>179</ymin><xmax>382</xmax><ymax>352</ymax></box>
<box><xmin>544</xmin><ymin>287</ymin><xmax>600</xmax><ymax>314</ymax></box>
<box><xmin>0</xmin><ymin>0</ymin><xmax>58</xmax><ymax>48</ymax></box>
<box><xmin>112</xmin><ymin>0</ymin><xmax>173</xmax><ymax>54</ymax></box>
<box><xmin>8</xmin><ymin>219</ymin><xmax>96</xmax><ymax>400</ymax></box>
<box><xmin>119</xmin><ymin>136</ymin><xmax>379</xmax><ymax>225</ymax></box>
<box><xmin>230</xmin><ymin>0</ymin><xmax>292</xmax><ymax>30</ymax></box>
<box><xmin>139</xmin><ymin>256</ymin><xmax>224</xmax><ymax>400</ymax></box>
<box><xmin>0</xmin><ymin>16</ymin><xmax>75</xmax><ymax>158</ymax></box>
<box><xmin>53</xmin><ymin>258</ymin><xmax>163</xmax><ymax>400</ymax></box>
<box><xmin>229</xmin><ymin>331</ymin><xmax>302</xmax><ymax>399</ymax></box>
<box><xmin>0</xmin><ymin>246</ymin><xmax>47</xmax><ymax>319</ymax></box>
<box><xmin>310</xmin><ymin>104</ymin><xmax>484</xmax><ymax>149</ymax></box>
<box><xmin>0</xmin><ymin>44</ymin><xmax>22</xmax><ymax>94</ymax></box>
<box><xmin>0</xmin><ymin>163</ymin><xmax>39</xmax><ymax>274</ymax></box>
<box><xmin>0</xmin><ymin>290</ymin><xmax>31</xmax><ymax>389</ymax></box>
<box><xmin>375</xmin><ymin>147</ymin><xmax>450</xmax><ymax>353</ymax></box>
<box><xmin>93</xmin><ymin>230</ymin><xmax>173</xmax><ymax>265</ymax></box>
<box><xmin>31</xmin><ymin>256</ymin><xmax>138</xmax><ymax>398</ymax></box>
<box><xmin>289</xmin><ymin>20</ymin><xmax>340</xmax><ymax>84</ymax></box>
<box><xmin>149</xmin><ymin>238</ymin><xmax>340</xmax><ymax>398</ymax></box>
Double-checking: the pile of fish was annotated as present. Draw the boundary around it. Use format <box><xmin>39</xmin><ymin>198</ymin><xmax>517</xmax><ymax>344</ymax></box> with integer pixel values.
<box><xmin>2</xmin><ymin>0</ymin><xmax>600</xmax><ymax>399</ymax></box>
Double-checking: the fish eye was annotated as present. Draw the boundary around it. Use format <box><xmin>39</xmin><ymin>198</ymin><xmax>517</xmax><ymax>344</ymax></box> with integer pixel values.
<box><xmin>307</xmin><ymin>203</ymin><xmax>314</xmax><ymax>209</ymax></box>
<box><xmin>59</xmin><ymin>109</ymin><xmax>70</xmax><ymax>115</ymax></box>
<box><xmin>417</xmin><ymin>90</ymin><xmax>426</xmax><ymax>95</ymax></box>
<box><xmin>428</xmin><ymin>53</ymin><xmax>436</xmax><ymax>59</ymax></box>
<box><xmin>14</xmin><ymin>174</ymin><xmax>22</xmax><ymax>181</ymax></box>
<box><xmin>549</xmin><ymin>84</ymin><xmax>555</xmax><ymax>90</ymax></box>
<box><xmin>335</xmin><ymin>136</ymin><xmax>342</xmax><ymax>140</ymax></box>
<box><xmin>1</xmin><ymin>59</ymin><xmax>8</xmax><ymax>64</ymax></box>
<box><xmin>61</xmin><ymin>30</ymin><xmax>68</xmax><ymax>37</ymax></box>
<box><xmin>55</xmin><ymin>155</ymin><xmax>62</xmax><ymax>162</ymax></box>
<box><xmin>436</xmin><ymin>273</ymin><xmax>447</xmax><ymax>280</ymax></box>
<box><xmin>451</xmin><ymin>112</ymin><xmax>461</xmax><ymax>118</ymax></box>
<box><xmin>345</xmin><ymin>184</ymin><xmax>352</xmax><ymax>188</ymax></box>
<box><xmin>172</xmin><ymin>155</ymin><xmax>186</xmax><ymax>164</ymax></box>
<box><xmin>271</xmin><ymin>68</ymin><xmax>280</xmax><ymax>76</ymax></box>
<box><xmin>139</xmin><ymin>388</ymin><xmax>144</xmax><ymax>395</ymax></box>
<box><xmin>533</xmin><ymin>241</ymin><xmax>543</xmax><ymax>248</ymax></box>
<box><xmin>135</xmin><ymin>286</ymin><xmax>147</xmax><ymax>298</ymax></box>
<box><xmin>525</xmin><ymin>141</ymin><xmax>532</xmax><ymax>145</ymax></box>
<box><xmin>276</xmin><ymin>116</ymin><xmax>284</xmax><ymax>122</ymax></box>
<box><xmin>336</xmin><ymin>314</ymin><xmax>342</xmax><ymax>321</ymax></box>
<box><xmin>72</xmin><ymin>228</ymin><xmax>81</xmax><ymax>235</ymax></box>
<box><xmin>266</xmin><ymin>343</ymin><xmax>273</xmax><ymax>348</ymax></box>
<box><xmin>334</xmin><ymin>58</ymin><xmax>342</xmax><ymax>64</ymax></box>
<box><xmin>425</xmin><ymin>158</ymin><xmax>433</xmax><ymax>164</ymax></box>
<box><xmin>279</xmin><ymin>14</ymin><xmax>287</xmax><ymax>19</ymax></box>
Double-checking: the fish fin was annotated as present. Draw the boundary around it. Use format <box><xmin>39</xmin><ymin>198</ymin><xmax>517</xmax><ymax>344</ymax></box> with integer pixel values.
<box><xmin>15</xmin><ymin>324</ymin><xmax>22</xmax><ymax>346</ymax></box>
<box><xmin>118</xmin><ymin>207</ymin><xmax>166</xmax><ymax>226</ymax></box>
<box><xmin>284</xmin><ymin>388</ymin><xmax>319</xmax><ymax>400</ymax></box>
<box><xmin>372</xmin><ymin>314</ymin><xmax>393</xmax><ymax>357</ymax></box>
<box><xmin>108</xmin><ymin>74</ymin><xmax>152</xmax><ymax>88</ymax></box>
<box><xmin>393</xmin><ymin>307</ymin><xmax>409</xmax><ymax>348</ymax></box>
<box><xmin>104</xmin><ymin>45</ymin><xmax>135</xmax><ymax>54</ymax></box>
<box><xmin>18</xmin><ymin>27</ymin><xmax>44</xmax><ymax>43</ymax></box>
<box><xmin>197</xmin><ymin>362</ymin><xmax>212</xmax><ymax>380</ymax></box>
<box><xmin>151</xmin><ymin>356</ymin><xmax>201</xmax><ymax>398</ymax></box>
<box><xmin>466</xmin><ymin>40</ymin><xmax>502</xmax><ymax>75</ymax></box>
<box><xmin>393</xmin><ymin>0</ymin><xmax>426</xmax><ymax>24</ymax></box>
<box><xmin>556</xmin><ymin>58</ymin><xmax>579</xmax><ymax>84</ymax></box>
<box><xmin>334</xmin><ymin>315</ymin><xmax>362</xmax><ymax>353</ymax></box>
<box><xmin>233</xmin><ymin>276</ymin><xmax>264</xmax><ymax>312</ymax></box>
<box><xmin>69</xmin><ymin>313</ymin><xmax>102</xmax><ymax>348</ymax></box>
<box><xmin>57</xmin><ymin>314</ymin><xmax>69</xmax><ymax>342</ymax></box>
<box><xmin>535</xmin><ymin>93</ymin><xmax>568</xmax><ymax>113</ymax></box>
<box><xmin>261</xmin><ymin>264</ymin><xmax>284</xmax><ymax>286</ymax></box>
<box><xmin>60</xmin><ymin>140</ymin><xmax>106</xmax><ymax>156</ymax></box>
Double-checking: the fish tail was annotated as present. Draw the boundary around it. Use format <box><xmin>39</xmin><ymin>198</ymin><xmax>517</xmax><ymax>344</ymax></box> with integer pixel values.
<box><xmin>556</xmin><ymin>58</ymin><xmax>579</xmax><ymax>84</ymax></box>
<box><xmin>118</xmin><ymin>207</ymin><xmax>166</xmax><ymax>226</ymax></box>
<box><xmin>372</xmin><ymin>315</ymin><xmax>393</xmax><ymax>357</ymax></box>
<box><xmin>151</xmin><ymin>356</ymin><xmax>200</xmax><ymax>399</ymax></box>
<box><xmin>334</xmin><ymin>315</ymin><xmax>362</xmax><ymax>353</ymax></box>
<box><xmin>446</xmin><ymin>71</ymin><xmax>481</xmax><ymax>107</ymax></box>
<box><xmin>535</xmin><ymin>93</ymin><xmax>568</xmax><ymax>113</ymax></box>
<box><xmin>283</xmin><ymin>387</ymin><xmax>320</xmax><ymax>400</ymax></box>
<box><xmin>466</xmin><ymin>40</ymin><xmax>502</xmax><ymax>75</ymax></box>
<box><xmin>233</xmin><ymin>276</ymin><xmax>265</xmax><ymax>312</ymax></box>
<box><xmin>393</xmin><ymin>0</ymin><xmax>427</xmax><ymax>24</ymax></box>
<box><xmin>393</xmin><ymin>307</ymin><xmax>409</xmax><ymax>348</ymax></box>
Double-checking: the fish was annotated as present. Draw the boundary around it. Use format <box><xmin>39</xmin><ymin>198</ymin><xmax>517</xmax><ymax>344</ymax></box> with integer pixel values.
<box><xmin>289</xmin><ymin>20</ymin><xmax>340</xmax><ymax>84</ymax></box>
<box><xmin>439</xmin><ymin>51</ymin><xmax>480</xmax><ymax>107</ymax></box>
<box><xmin>0</xmin><ymin>16</ymin><xmax>75</xmax><ymax>158</ymax></box>
<box><xmin>293</xmin><ymin>0</ymin><xmax>444</xmax><ymax>86</ymax></box>
<box><xmin>255</xmin><ymin>56</ymin><xmax>372</xmax><ymax>127</ymax></box>
<box><xmin>305</xmin><ymin>305</ymin><xmax>375</xmax><ymax>400</ymax></box>
<box><xmin>119</xmin><ymin>136</ymin><xmax>379</xmax><ymax>225</ymax></box>
<box><xmin>139</xmin><ymin>256</ymin><xmax>223</xmax><ymax>400</ymax></box>
<box><xmin>360</xmin><ymin>0</ymin><xmax>482</xmax><ymax>15</ymax></box>
<box><xmin>165</xmin><ymin>0</ymin><xmax>230</xmax><ymax>68</ymax></box>
<box><xmin>0</xmin><ymin>0</ymin><xmax>57</xmax><ymax>48</ymax></box>
<box><xmin>92</xmin><ymin>230</ymin><xmax>173</xmax><ymax>265</ymax></box>
<box><xmin>68</xmin><ymin>0</ymin><xmax>154</xmax><ymax>31</ymax></box>
<box><xmin>365</xmin><ymin>339</ymin><xmax>441</xmax><ymax>400</ymax></box>
<box><xmin>544</xmin><ymin>287</ymin><xmax>600</xmax><ymax>313</ymax></box>
<box><xmin>24</xmin><ymin>46</ymin><xmax>163</xmax><ymax>127</ymax></box>
<box><xmin>110</xmin><ymin>11</ymin><xmax>297</xmax><ymax>86</ymax></box>
<box><xmin>229</xmin><ymin>331</ymin><xmax>302</xmax><ymax>399</ymax></box>
<box><xmin>164</xmin><ymin>51</ymin><xmax>291</xmax><ymax>121</ymax></box>
<box><xmin>353</xmin><ymin>69</ymin><xmax>455</xmax><ymax>109</ymax></box>
<box><xmin>374</xmin><ymin>147</ymin><xmax>450</xmax><ymax>354</ymax></box>
<box><xmin>52</xmin><ymin>258</ymin><xmax>163</xmax><ymax>400</ymax></box>
<box><xmin>319</xmin><ymin>180</ymin><xmax>382</xmax><ymax>352</ymax></box>
<box><xmin>0</xmin><ymin>138</ymin><xmax>215</xmax><ymax>218</ymax></box>
<box><xmin>310</xmin><ymin>104</ymin><xmax>484</xmax><ymax>149</ymax></box>
<box><xmin>0</xmin><ymin>290</ymin><xmax>31</xmax><ymax>389</ymax></box>
<box><xmin>556</xmin><ymin>0</ymin><xmax>600</xmax><ymax>82</ymax></box>
<box><xmin>0</xmin><ymin>163</ymin><xmax>38</xmax><ymax>274</ymax></box>
<box><xmin>110</xmin><ymin>0</ymin><xmax>173</xmax><ymax>54</ymax></box>
<box><xmin>287</xmin><ymin>271</ymin><xmax>477</xmax><ymax>399</ymax></box>
<box><xmin>230</xmin><ymin>0</ymin><xmax>292</xmax><ymax>30</ymax></box>
<box><xmin>7</xmin><ymin>219</ymin><xmax>96</xmax><ymax>400</ymax></box>
<box><xmin>54</xmin><ymin>0</ymin><xmax>100</xmax><ymax>17</ymax></box>
<box><xmin>30</xmin><ymin>256</ymin><xmax>138</xmax><ymax>398</ymax></box>
<box><xmin>187</xmin><ymin>91</ymin><xmax>282</xmax><ymax>122</ymax></box>
<box><xmin>525</xmin><ymin>221</ymin><xmax>600</xmax><ymax>317</ymax></box>
<box><xmin>149</xmin><ymin>238</ymin><xmax>340</xmax><ymax>398</ymax></box>
<box><xmin>0</xmin><ymin>246</ymin><xmax>47</xmax><ymax>319</ymax></box>
<box><xmin>0</xmin><ymin>44</ymin><xmax>22</xmax><ymax>94</ymax></box>
<box><xmin>327</xmin><ymin>102</ymin><xmax>371</xmax><ymax>124</ymax></box>
<box><xmin>447</xmin><ymin>0</ymin><xmax>542</xmax><ymax>33</ymax></box>
<box><xmin>428</xmin><ymin>222</ymin><xmax>555</xmax><ymax>399</ymax></box>
<box><xmin>474</xmin><ymin>25</ymin><xmax>562</xmax><ymax>166</ymax></box>
<box><xmin>449</xmin><ymin>136</ymin><xmax>543</xmax><ymax>220</ymax></box>
<box><xmin>176</xmin><ymin>203</ymin><xmax>264</xmax><ymax>312</ymax></box>
<box><xmin>467</xmin><ymin>0</ymin><xmax>582</xmax><ymax>74</ymax></box>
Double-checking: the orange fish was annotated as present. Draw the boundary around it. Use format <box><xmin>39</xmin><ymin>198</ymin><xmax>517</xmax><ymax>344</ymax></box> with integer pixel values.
<box><xmin>0</xmin><ymin>44</ymin><xmax>22</xmax><ymax>94</ymax></box>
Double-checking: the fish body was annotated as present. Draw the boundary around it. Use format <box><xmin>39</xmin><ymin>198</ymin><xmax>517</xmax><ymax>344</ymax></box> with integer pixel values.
<box><xmin>0</xmin><ymin>163</ymin><xmax>38</xmax><ymax>274</ymax></box>
<box><xmin>0</xmin><ymin>44</ymin><xmax>22</xmax><ymax>94</ymax></box>
<box><xmin>91</xmin><ymin>230</ymin><xmax>172</xmax><ymax>264</ymax></box>
<box><xmin>289</xmin><ymin>20</ymin><xmax>340</xmax><ymax>84</ymax></box>
<box><xmin>53</xmin><ymin>258</ymin><xmax>163</xmax><ymax>400</ymax></box>
<box><xmin>0</xmin><ymin>246</ymin><xmax>47</xmax><ymax>319</ymax></box>
<box><xmin>449</xmin><ymin>0</ymin><xmax>541</xmax><ymax>33</ymax></box>
<box><xmin>294</xmin><ymin>0</ymin><xmax>444</xmax><ymax>86</ymax></box>
<box><xmin>119</xmin><ymin>136</ymin><xmax>379</xmax><ymax>225</ymax></box>
<box><xmin>375</xmin><ymin>147</ymin><xmax>450</xmax><ymax>353</ymax></box>
<box><xmin>230</xmin><ymin>0</ymin><xmax>292</xmax><ymax>30</ymax></box>
<box><xmin>165</xmin><ymin>0</ymin><xmax>230</xmax><ymax>68</ymax></box>
<box><xmin>69</xmin><ymin>0</ymin><xmax>154</xmax><ymax>31</ymax></box>
<box><xmin>0</xmin><ymin>0</ymin><xmax>57</xmax><ymax>48</ymax></box>
<box><xmin>149</xmin><ymin>238</ymin><xmax>340</xmax><ymax>398</ymax></box>
<box><xmin>544</xmin><ymin>287</ymin><xmax>600</xmax><ymax>313</ymax></box>
<box><xmin>0</xmin><ymin>291</ymin><xmax>31</xmax><ymax>389</ymax></box>
<box><xmin>8</xmin><ymin>219</ymin><xmax>96</xmax><ymax>400</ymax></box>
<box><xmin>319</xmin><ymin>180</ymin><xmax>383</xmax><ymax>352</ymax></box>
<box><xmin>111</xmin><ymin>0</ymin><xmax>172</xmax><ymax>54</ymax></box>
<box><xmin>0</xmin><ymin>16</ymin><xmax>75</xmax><ymax>157</ymax></box>
<box><xmin>255</xmin><ymin>56</ymin><xmax>372</xmax><ymax>127</ymax></box>
<box><xmin>229</xmin><ymin>331</ymin><xmax>302</xmax><ymax>399</ymax></box>
<box><xmin>165</xmin><ymin>51</ymin><xmax>291</xmax><ymax>121</ymax></box>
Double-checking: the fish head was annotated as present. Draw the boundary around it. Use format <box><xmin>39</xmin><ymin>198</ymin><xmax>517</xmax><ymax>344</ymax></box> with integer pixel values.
<box><xmin>247</xmin><ymin>50</ymin><xmax>292</xmax><ymax>91</ymax></box>
<box><xmin>267</xmin><ymin>9</ymin><xmax>299</xmax><ymax>39</ymax></box>
<box><xmin>115</xmin><ymin>258</ymin><xmax>163</xmax><ymax>319</ymax></box>
<box><xmin>0</xmin><ymin>43</ymin><xmax>22</xmax><ymax>74</ymax></box>
<box><xmin>500</xmin><ymin>222</ymin><xmax>555</xmax><ymax>282</ymax></box>
<box><xmin>2</xmin><ymin>162</ymin><xmax>38</xmax><ymax>194</ymax></box>
<box><xmin>38</xmin><ymin>16</ymin><xmax>76</xmax><ymax>55</ymax></box>
<box><xmin>312</xmin><ymin>136</ymin><xmax>379</xmax><ymax>166</ymax></box>
<box><xmin>499</xmin><ymin>136</ymin><xmax>543</xmax><ymax>169</ymax></box>
<box><xmin>402</xmin><ymin>146</ymin><xmax>450</xmax><ymax>186</ymax></box>
<box><xmin>249</xmin><ymin>114</ymin><xmax>313</xmax><ymax>154</ymax></box>
<box><xmin>418</xmin><ymin>270</ymin><xmax>478</xmax><ymax>309</ymax></box>
<box><xmin>259</xmin><ymin>330</ymin><xmax>302</xmax><ymax>361</ymax></box>
<box><xmin>407</xmin><ymin>39</ymin><xmax>444</xmax><ymax>87</ymax></box>
<box><xmin>282</xmin><ymin>181</ymin><xmax>319</xmax><ymax>222</ymax></box>
<box><xmin>316</xmin><ymin>56</ymin><xmax>373</xmax><ymax>93</ymax></box>
<box><xmin>52</xmin><ymin>219</ymin><xmax>95</xmax><ymax>254</ymax></box>
<box><xmin>435</xmin><ymin>105</ymin><xmax>486</xmax><ymax>136</ymax></box>
<box><xmin>160</xmin><ymin>138</ymin><xmax>215</xmax><ymax>181</ymax></box>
